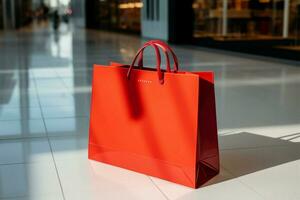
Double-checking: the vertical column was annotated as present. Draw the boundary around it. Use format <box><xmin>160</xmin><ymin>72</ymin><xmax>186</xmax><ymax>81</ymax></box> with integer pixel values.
<box><xmin>14</xmin><ymin>0</ymin><xmax>22</xmax><ymax>29</ymax></box>
<box><xmin>0</xmin><ymin>0</ymin><xmax>3</xmax><ymax>29</ymax></box>
<box><xmin>3</xmin><ymin>0</ymin><xmax>16</xmax><ymax>29</ymax></box>
<box><xmin>71</xmin><ymin>0</ymin><xmax>86</xmax><ymax>27</ymax></box>
<box><xmin>3</xmin><ymin>0</ymin><xmax>33</xmax><ymax>29</ymax></box>
<box><xmin>222</xmin><ymin>0</ymin><xmax>228</xmax><ymax>36</ymax></box>
<box><xmin>283</xmin><ymin>0</ymin><xmax>290</xmax><ymax>38</ymax></box>
<box><xmin>142</xmin><ymin>0</ymin><xmax>169</xmax><ymax>40</ymax></box>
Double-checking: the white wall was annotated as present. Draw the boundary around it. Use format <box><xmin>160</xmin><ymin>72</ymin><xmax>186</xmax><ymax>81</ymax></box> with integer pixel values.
<box><xmin>141</xmin><ymin>0</ymin><xmax>168</xmax><ymax>40</ymax></box>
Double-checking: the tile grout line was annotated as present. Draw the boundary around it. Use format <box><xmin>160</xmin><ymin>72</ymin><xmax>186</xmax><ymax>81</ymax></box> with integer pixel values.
<box><xmin>0</xmin><ymin>135</ymin><xmax>48</xmax><ymax>141</ymax></box>
<box><xmin>44</xmin><ymin>133</ymin><xmax>67</xmax><ymax>200</ymax></box>
<box><xmin>220</xmin><ymin>165</ymin><xmax>267</xmax><ymax>200</ymax></box>
<box><xmin>54</xmin><ymin>70</ymin><xmax>71</xmax><ymax>90</ymax></box>
<box><xmin>0</xmin><ymin>115</ymin><xmax>89</xmax><ymax>122</ymax></box>
<box><xmin>148</xmin><ymin>176</ymin><xmax>170</xmax><ymax>200</ymax></box>
<box><xmin>236</xmin><ymin>178</ymin><xmax>267</xmax><ymax>200</ymax></box>
<box><xmin>32</xmin><ymin>76</ymin><xmax>67</xmax><ymax>200</ymax></box>
<box><xmin>220</xmin><ymin>143</ymin><xmax>297</xmax><ymax>151</ymax></box>
<box><xmin>0</xmin><ymin>132</ymin><xmax>87</xmax><ymax>141</ymax></box>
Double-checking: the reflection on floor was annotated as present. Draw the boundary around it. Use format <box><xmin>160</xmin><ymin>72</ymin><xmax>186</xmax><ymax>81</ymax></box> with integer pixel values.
<box><xmin>0</xmin><ymin>25</ymin><xmax>300</xmax><ymax>200</ymax></box>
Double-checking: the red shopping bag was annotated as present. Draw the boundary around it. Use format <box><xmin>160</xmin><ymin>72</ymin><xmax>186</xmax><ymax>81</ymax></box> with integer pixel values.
<box><xmin>88</xmin><ymin>40</ymin><xmax>219</xmax><ymax>188</ymax></box>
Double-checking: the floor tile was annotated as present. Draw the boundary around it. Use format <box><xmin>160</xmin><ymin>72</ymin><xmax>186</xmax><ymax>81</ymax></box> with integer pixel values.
<box><xmin>68</xmin><ymin>86</ymin><xmax>92</xmax><ymax>95</ymax></box>
<box><xmin>151</xmin><ymin>169</ymin><xmax>264</xmax><ymax>200</ymax></box>
<box><xmin>219</xmin><ymin>132</ymin><xmax>292</xmax><ymax>150</ymax></box>
<box><xmin>35</xmin><ymin>78</ymin><xmax>65</xmax><ymax>88</ymax></box>
<box><xmin>41</xmin><ymin>106</ymin><xmax>89</xmax><ymax>118</ymax></box>
<box><xmin>228</xmin><ymin>124</ymin><xmax>300</xmax><ymax>143</ymax></box>
<box><xmin>0</xmin><ymin>194</ymin><xmax>64</xmax><ymax>200</ymax></box>
<box><xmin>61</xmin><ymin>77</ymin><xmax>91</xmax><ymax>89</ymax></box>
<box><xmin>0</xmin><ymin>119</ymin><xmax>46</xmax><ymax>139</ymax></box>
<box><xmin>31</xmin><ymin>69</ymin><xmax>59</xmax><ymax>79</ymax></box>
<box><xmin>55</xmin><ymin>159</ymin><xmax>166</xmax><ymax>200</ymax></box>
<box><xmin>36</xmin><ymin>86</ymin><xmax>71</xmax><ymax>95</ymax></box>
<box><xmin>220</xmin><ymin>144</ymin><xmax>300</xmax><ymax>179</ymax></box>
<box><xmin>220</xmin><ymin>145</ymin><xmax>300</xmax><ymax>200</ymax></box>
<box><xmin>38</xmin><ymin>94</ymin><xmax>75</xmax><ymax>107</ymax></box>
<box><xmin>0</xmin><ymin>162</ymin><xmax>63</xmax><ymax>199</ymax></box>
<box><xmin>49</xmin><ymin>135</ymin><xmax>88</xmax><ymax>161</ymax></box>
<box><xmin>175</xmin><ymin>180</ymin><xmax>264</xmax><ymax>200</ymax></box>
<box><xmin>0</xmin><ymin>94</ymin><xmax>40</xmax><ymax>108</ymax></box>
<box><xmin>237</xmin><ymin>160</ymin><xmax>300</xmax><ymax>200</ymax></box>
<box><xmin>150</xmin><ymin>166</ymin><xmax>234</xmax><ymax>199</ymax></box>
<box><xmin>44</xmin><ymin>117</ymin><xmax>89</xmax><ymax>136</ymax></box>
<box><xmin>0</xmin><ymin>138</ymin><xmax>52</xmax><ymax>165</ymax></box>
<box><xmin>0</xmin><ymin>107</ymin><xmax>42</xmax><ymax>121</ymax></box>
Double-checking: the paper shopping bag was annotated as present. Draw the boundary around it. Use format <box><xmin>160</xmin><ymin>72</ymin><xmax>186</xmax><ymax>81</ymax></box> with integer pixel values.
<box><xmin>88</xmin><ymin>40</ymin><xmax>219</xmax><ymax>188</ymax></box>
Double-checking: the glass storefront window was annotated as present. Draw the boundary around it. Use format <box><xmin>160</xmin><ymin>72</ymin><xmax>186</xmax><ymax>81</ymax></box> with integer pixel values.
<box><xmin>193</xmin><ymin>0</ymin><xmax>288</xmax><ymax>40</ymax></box>
<box><xmin>226</xmin><ymin>0</ymin><xmax>284</xmax><ymax>39</ymax></box>
<box><xmin>87</xmin><ymin>0</ymin><xmax>142</xmax><ymax>33</ymax></box>
<box><xmin>193</xmin><ymin>0</ymin><xmax>224</xmax><ymax>38</ymax></box>
<box><xmin>193</xmin><ymin>0</ymin><xmax>300</xmax><ymax>59</ymax></box>
<box><xmin>118</xmin><ymin>0</ymin><xmax>142</xmax><ymax>32</ymax></box>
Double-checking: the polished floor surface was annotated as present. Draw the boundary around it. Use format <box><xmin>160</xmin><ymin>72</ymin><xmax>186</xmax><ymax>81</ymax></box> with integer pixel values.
<box><xmin>0</xmin><ymin>24</ymin><xmax>300</xmax><ymax>200</ymax></box>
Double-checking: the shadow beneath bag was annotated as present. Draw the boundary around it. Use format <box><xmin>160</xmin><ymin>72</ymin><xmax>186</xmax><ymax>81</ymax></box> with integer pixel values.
<box><xmin>213</xmin><ymin>132</ymin><xmax>300</xmax><ymax>182</ymax></box>
<box><xmin>174</xmin><ymin>131</ymin><xmax>300</xmax><ymax>199</ymax></box>
<box><xmin>202</xmin><ymin>131</ymin><xmax>300</xmax><ymax>186</ymax></box>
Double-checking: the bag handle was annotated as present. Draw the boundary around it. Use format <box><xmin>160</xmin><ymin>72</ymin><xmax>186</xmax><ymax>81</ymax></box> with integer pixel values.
<box><xmin>127</xmin><ymin>43</ymin><xmax>164</xmax><ymax>84</ymax></box>
<box><xmin>138</xmin><ymin>41</ymin><xmax>171</xmax><ymax>72</ymax></box>
<box><xmin>138</xmin><ymin>40</ymin><xmax>179</xmax><ymax>72</ymax></box>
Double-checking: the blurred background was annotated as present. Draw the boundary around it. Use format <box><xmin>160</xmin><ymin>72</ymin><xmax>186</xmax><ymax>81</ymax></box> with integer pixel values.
<box><xmin>0</xmin><ymin>0</ymin><xmax>299</xmax><ymax>60</ymax></box>
<box><xmin>1</xmin><ymin>1</ymin><xmax>300</xmax><ymax>200</ymax></box>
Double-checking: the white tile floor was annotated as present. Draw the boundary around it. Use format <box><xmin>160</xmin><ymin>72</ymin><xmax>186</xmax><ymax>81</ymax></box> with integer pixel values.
<box><xmin>0</xmin><ymin>25</ymin><xmax>300</xmax><ymax>200</ymax></box>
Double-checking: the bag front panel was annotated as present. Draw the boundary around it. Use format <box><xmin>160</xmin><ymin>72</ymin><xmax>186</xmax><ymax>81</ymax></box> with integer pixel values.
<box><xmin>89</xmin><ymin>65</ymin><xmax>200</xmax><ymax>187</ymax></box>
<box><xmin>89</xmin><ymin>65</ymin><xmax>199</xmax><ymax>164</ymax></box>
